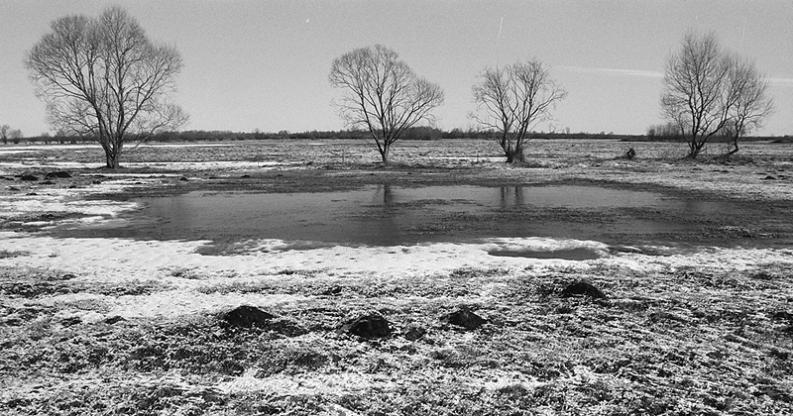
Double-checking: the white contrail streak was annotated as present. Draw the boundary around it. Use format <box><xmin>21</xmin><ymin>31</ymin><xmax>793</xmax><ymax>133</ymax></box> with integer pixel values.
<box><xmin>557</xmin><ymin>65</ymin><xmax>663</xmax><ymax>78</ymax></box>
<box><xmin>559</xmin><ymin>65</ymin><xmax>793</xmax><ymax>88</ymax></box>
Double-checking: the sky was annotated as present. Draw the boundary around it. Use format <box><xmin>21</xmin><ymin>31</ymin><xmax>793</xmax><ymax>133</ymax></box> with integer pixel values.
<box><xmin>1</xmin><ymin>0</ymin><xmax>792</xmax><ymax>136</ymax></box>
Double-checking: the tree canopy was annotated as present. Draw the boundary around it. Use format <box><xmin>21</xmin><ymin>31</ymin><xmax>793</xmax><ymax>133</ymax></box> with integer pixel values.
<box><xmin>329</xmin><ymin>44</ymin><xmax>444</xmax><ymax>164</ymax></box>
<box><xmin>26</xmin><ymin>6</ymin><xmax>186</xmax><ymax>168</ymax></box>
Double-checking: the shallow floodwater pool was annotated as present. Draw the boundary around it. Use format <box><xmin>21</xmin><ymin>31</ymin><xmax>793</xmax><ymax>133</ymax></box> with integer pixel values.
<box><xmin>60</xmin><ymin>184</ymin><xmax>745</xmax><ymax>251</ymax></box>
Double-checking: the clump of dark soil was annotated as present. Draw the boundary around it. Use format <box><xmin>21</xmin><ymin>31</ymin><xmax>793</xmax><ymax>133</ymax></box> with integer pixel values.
<box><xmin>560</xmin><ymin>281</ymin><xmax>606</xmax><ymax>299</ymax></box>
<box><xmin>443</xmin><ymin>307</ymin><xmax>486</xmax><ymax>330</ymax></box>
<box><xmin>215</xmin><ymin>305</ymin><xmax>307</xmax><ymax>336</ymax></box>
<box><xmin>341</xmin><ymin>312</ymin><xmax>392</xmax><ymax>339</ymax></box>
<box><xmin>218</xmin><ymin>305</ymin><xmax>276</xmax><ymax>328</ymax></box>
<box><xmin>104</xmin><ymin>316</ymin><xmax>126</xmax><ymax>325</ymax></box>
<box><xmin>45</xmin><ymin>171</ymin><xmax>72</xmax><ymax>179</ymax></box>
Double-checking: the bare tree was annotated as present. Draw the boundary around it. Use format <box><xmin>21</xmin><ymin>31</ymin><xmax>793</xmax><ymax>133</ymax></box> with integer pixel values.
<box><xmin>662</xmin><ymin>32</ymin><xmax>738</xmax><ymax>159</ymax></box>
<box><xmin>329</xmin><ymin>45</ymin><xmax>444</xmax><ymax>164</ymax></box>
<box><xmin>0</xmin><ymin>125</ymin><xmax>22</xmax><ymax>145</ymax></box>
<box><xmin>472</xmin><ymin>60</ymin><xmax>567</xmax><ymax>163</ymax></box>
<box><xmin>0</xmin><ymin>125</ymin><xmax>8</xmax><ymax>145</ymax></box>
<box><xmin>26</xmin><ymin>7</ymin><xmax>187</xmax><ymax>168</ymax></box>
<box><xmin>723</xmin><ymin>57</ymin><xmax>774</xmax><ymax>156</ymax></box>
<box><xmin>662</xmin><ymin>32</ymin><xmax>775</xmax><ymax>159</ymax></box>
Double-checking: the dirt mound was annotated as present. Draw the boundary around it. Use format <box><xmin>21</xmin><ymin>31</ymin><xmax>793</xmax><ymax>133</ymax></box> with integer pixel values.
<box><xmin>443</xmin><ymin>307</ymin><xmax>486</xmax><ymax>330</ymax></box>
<box><xmin>218</xmin><ymin>305</ymin><xmax>277</xmax><ymax>328</ymax></box>
<box><xmin>45</xmin><ymin>171</ymin><xmax>72</xmax><ymax>179</ymax></box>
<box><xmin>561</xmin><ymin>281</ymin><xmax>606</xmax><ymax>299</ymax></box>
<box><xmin>341</xmin><ymin>312</ymin><xmax>392</xmax><ymax>339</ymax></box>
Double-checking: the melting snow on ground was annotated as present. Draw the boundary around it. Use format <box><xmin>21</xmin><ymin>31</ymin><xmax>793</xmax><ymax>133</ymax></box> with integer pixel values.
<box><xmin>2</xmin><ymin>230</ymin><xmax>791</xmax><ymax>322</ymax></box>
<box><xmin>0</xmin><ymin>159</ymin><xmax>294</xmax><ymax>172</ymax></box>
<box><xmin>0</xmin><ymin>179</ymin><xmax>146</xmax><ymax>221</ymax></box>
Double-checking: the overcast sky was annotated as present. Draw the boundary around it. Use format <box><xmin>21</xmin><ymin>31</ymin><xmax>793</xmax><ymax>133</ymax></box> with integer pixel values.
<box><xmin>1</xmin><ymin>0</ymin><xmax>792</xmax><ymax>136</ymax></box>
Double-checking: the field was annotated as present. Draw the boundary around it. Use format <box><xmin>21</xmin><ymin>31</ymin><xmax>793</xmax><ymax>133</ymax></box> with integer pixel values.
<box><xmin>1</xmin><ymin>138</ymin><xmax>793</xmax><ymax>415</ymax></box>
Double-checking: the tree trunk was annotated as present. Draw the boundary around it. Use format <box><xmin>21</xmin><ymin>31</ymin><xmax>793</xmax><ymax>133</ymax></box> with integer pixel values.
<box><xmin>379</xmin><ymin>144</ymin><xmax>390</xmax><ymax>165</ymax></box>
<box><xmin>687</xmin><ymin>137</ymin><xmax>705</xmax><ymax>159</ymax></box>
<box><xmin>505</xmin><ymin>149</ymin><xmax>526</xmax><ymax>163</ymax></box>
<box><xmin>726</xmin><ymin>136</ymin><xmax>739</xmax><ymax>156</ymax></box>
<box><xmin>105</xmin><ymin>149</ymin><xmax>121</xmax><ymax>169</ymax></box>
<box><xmin>505</xmin><ymin>143</ymin><xmax>526</xmax><ymax>164</ymax></box>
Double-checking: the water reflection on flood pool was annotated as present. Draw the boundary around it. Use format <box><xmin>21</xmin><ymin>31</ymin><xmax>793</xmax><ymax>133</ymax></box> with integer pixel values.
<box><xmin>62</xmin><ymin>184</ymin><xmax>738</xmax><ymax>250</ymax></box>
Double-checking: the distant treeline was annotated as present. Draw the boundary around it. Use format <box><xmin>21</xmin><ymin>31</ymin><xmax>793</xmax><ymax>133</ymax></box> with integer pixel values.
<box><xmin>12</xmin><ymin>126</ymin><xmax>792</xmax><ymax>145</ymax></box>
<box><xmin>21</xmin><ymin>127</ymin><xmax>452</xmax><ymax>144</ymax></box>
<box><xmin>639</xmin><ymin>122</ymin><xmax>790</xmax><ymax>143</ymax></box>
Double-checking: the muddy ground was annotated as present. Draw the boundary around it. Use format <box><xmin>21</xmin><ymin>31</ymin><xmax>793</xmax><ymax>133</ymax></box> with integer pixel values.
<box><xmin>1</xmin><ymin>138</ymin><xmax>792</xmax><ymax>415</ymax></box>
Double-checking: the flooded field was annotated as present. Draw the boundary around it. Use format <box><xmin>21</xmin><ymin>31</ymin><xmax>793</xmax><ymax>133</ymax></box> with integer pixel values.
<box><xmin>54</xmin><ymin>184</ymin><xmax>764</xmax><ymax>250</ymax></box>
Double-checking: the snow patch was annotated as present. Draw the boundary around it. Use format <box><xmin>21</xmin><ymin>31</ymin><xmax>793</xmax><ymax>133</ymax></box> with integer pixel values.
<box><xmin>0</xmin><ymin>177</ymin><xmax>153</xmax><ymax>222</ymax></box>
<box><xmin>0</xmin><ymin>160</ymin><xmax>293</xmax><ymax>171</ymax></box>
<box><xmin>0</xmin><ymin>192</ymin><xmax>140</xmax><ymax>219</ymax></box>
<box><xmin>217</xmin><ymin>369</ymin><xmax>387</xmax><ymax>395</ymax></box>
<box><xmin>0</xmin><ymin>150</ymin><xmax>39</xmax><ymax>155</ymax></box>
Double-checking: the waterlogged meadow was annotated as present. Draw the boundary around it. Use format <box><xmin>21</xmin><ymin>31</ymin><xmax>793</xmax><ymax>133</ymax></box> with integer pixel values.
<box><xmin>1</xmin><ymin>138</ymin><xmax>793</xmax><ymax>415</ymax></box>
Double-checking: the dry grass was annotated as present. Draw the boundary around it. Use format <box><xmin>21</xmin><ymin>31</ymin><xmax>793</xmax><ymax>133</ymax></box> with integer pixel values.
<box><xmin>2</xmin><ymin>258</ymin><xmax>793</xmax><ymax>415</ymax></box>
<box><xmin>1</xmin><ymin>138</ymin><xmax>793</xmax><ymax>414</ymax></box>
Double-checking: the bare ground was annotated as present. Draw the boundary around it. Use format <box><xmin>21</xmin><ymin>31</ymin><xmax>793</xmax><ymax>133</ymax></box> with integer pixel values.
<box><xmin>1</xmin><ymin>138</ymin><xmax>792</xmax><ymax>415</ymax></box>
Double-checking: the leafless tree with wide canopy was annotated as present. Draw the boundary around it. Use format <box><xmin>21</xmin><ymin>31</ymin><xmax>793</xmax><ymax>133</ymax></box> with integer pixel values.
<box><xmin>472</xmin><ymin>60</ymin><xmax>567</xmax><ymax>163</ymax></box>
<box><xmin>26</xmin><ymin>6</ymin><xmax>187</xmax><ymax>168</ymax></box>
<box><xmin>329</xmin><ymin>44</ymin><xmax>444</xmax><ymax>164</ymax></box>
<box><xmin>661</xmin><ymin>31</ymin><xmax>773</xmax><ymax>159</ymax></box>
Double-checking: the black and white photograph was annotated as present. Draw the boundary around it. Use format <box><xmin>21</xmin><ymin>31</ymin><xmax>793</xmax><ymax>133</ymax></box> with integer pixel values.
<box><xmin>1</xmin><ymin>0</ymin><xmax>792</xmax><ymax>414</ymax></box>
